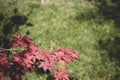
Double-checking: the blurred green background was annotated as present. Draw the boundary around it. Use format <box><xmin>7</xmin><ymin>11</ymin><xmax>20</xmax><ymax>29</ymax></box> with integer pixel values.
<box><xmin>0</xmin><ymin>0</ymin><xmax>120</xmax><ymax>80</ymax></box>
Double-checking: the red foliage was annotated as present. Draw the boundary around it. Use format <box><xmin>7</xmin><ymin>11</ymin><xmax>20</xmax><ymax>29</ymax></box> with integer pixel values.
<box><xmin>54</xmin><ymin>69</ymin><xmax>69</xmax><ymax>80</ymax></box>
<box><xmin>52</xmin><ymin>48</ymin><xmax>78</xmax><ymax>65</ymax></box>
<box><xmin>0</xmin><ymin>51</ymin><xmax>11</xmax><ymax>80</ymax></box>
<box><xmin>10</xmin><ymin>34</ymin><xmax>33</xmax><ymax>47</ymax></box>
<box><xmin>37</xmin><ymin>50</ymin><xmax>55</xmax><ymax>72</ymax></box>
<box><xmin>0</xmin><ymin>34</ymin><xmax>79</xmax><ymax>80</ymax></box>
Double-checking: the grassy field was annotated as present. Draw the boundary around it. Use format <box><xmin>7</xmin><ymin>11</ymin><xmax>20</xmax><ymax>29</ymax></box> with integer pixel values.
<box><xmin>0</xmin><ymin>0</ymin><xmax>120</xmax><ymax>80</ymax></box>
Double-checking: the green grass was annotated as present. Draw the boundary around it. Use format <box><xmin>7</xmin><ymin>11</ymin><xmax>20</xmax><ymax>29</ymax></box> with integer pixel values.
<box><xmin>1</xmin><ymin>0</ymin><xmax>120</xmax><ymax>80</ymax></box>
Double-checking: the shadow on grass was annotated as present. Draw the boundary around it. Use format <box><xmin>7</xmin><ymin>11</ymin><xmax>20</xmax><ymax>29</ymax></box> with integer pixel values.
<box><xmin>96</xmin><ymin>0</ymin><xmax>120</xmax><ymax>28</ymax></box>
<box><xmin>36</xmin><ymin>68</ymin><xmax>50</xmax><ymax>75</ymax></box>
<box><xmin>98</xmin><ymin>36</ymin><xmax>120</xmax><ymax>80</ymax></box>
<box><xmin>75</xmin><ymin>1</ymin><xmax>120</xmax><ymax>79</ymax></box>
<box><xmin>0</xmin><ymin>8</ymin><xmax>33</xmax><ymax>49</ymax></box>
<box><xmin>76</xmin><ymin>0</ymin><xmax>120</xmax><ymax>28</ymax></box>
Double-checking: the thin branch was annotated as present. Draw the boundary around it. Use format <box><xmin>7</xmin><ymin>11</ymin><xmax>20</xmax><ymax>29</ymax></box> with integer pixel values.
<box><xmin>0</xmin><ymin>48</ymin><xmax>22</xmax><ymax>51</ymax></box>
<box><xmin>19</xmin><ymin>31</ymin><xmax>29</xmax><ymax>40</ymax></box>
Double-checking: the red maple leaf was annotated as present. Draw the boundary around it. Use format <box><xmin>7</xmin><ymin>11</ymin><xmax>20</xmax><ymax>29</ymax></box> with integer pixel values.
<box><xmin>35</xmin><ymin>50</ymin><xmax>48</xmax><ymax>61</ymax></box>
<box><xmin>37</xmin><ymin>50</ymin><xmax>55</xmax><ymax>72</ymax></box>
<box><xmin>54</xmin><ymin>69</ymin><xmax>69</xmax><ymax>80</ymax></box>
<box><xmin>52</xmin><ymin>48</ymin><xmax>78</xmax><ymax>65</ymax></box>
<box><xmin>38</xmin><ymin>60</ymin><xmax>54</xmax><ymax>72</ymax></box>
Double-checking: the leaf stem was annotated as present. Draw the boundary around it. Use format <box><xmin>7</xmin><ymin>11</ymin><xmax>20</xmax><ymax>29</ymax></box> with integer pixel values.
<box><xmin>0</xmin><ymin>48</ymin><xmax>22</xmax><ymax>51</ymax></box>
